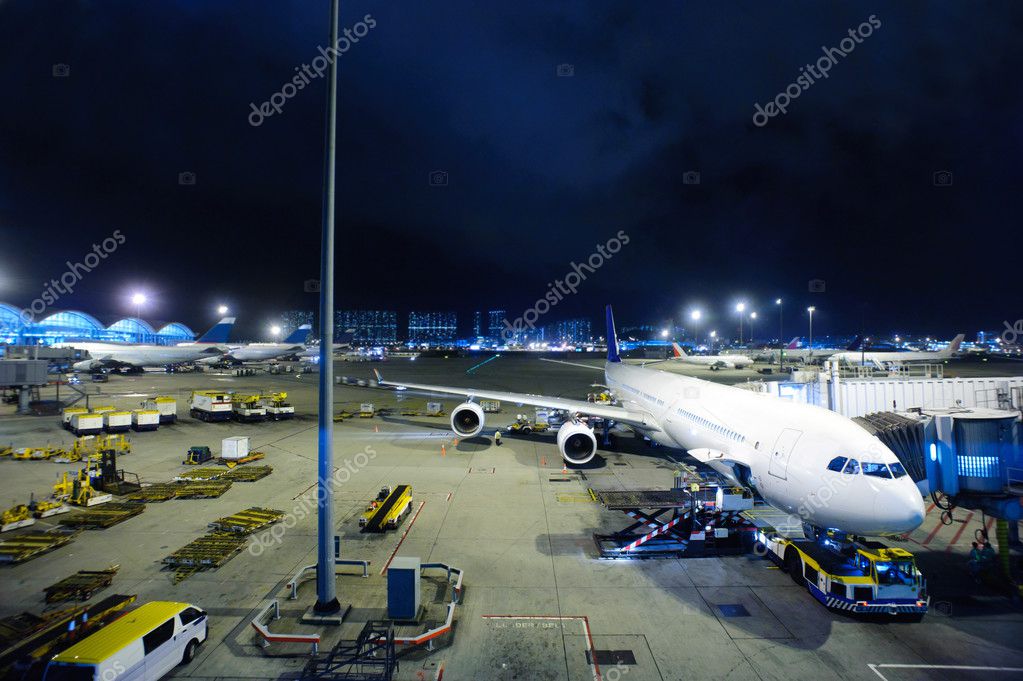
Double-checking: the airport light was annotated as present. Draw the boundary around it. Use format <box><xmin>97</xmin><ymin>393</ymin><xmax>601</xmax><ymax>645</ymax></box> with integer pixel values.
<box><xmin>749</xmin><ymin>311</ymin><xmax>757</xmax><ymax>344</ymax></box>
<box><xmin>270</xmin><ymin>325</ymin><xmax>281</xmax><ymax>339</ymax></box>
<box><xmin>775</xmin><ymin>299</ymin><xmax>784</xmax><ymax>368</ymax></box>
<box><xmin>735</xmin><ymin>302</ymin><xmax>746</xmax><ymax>344</ymax></box>
<box><xmin>660</xmin><ymin>328</ymin><xmax>669</xmax><ymax>338</ymax></box>
<box><xmin>218</xmin><ymin>305</ymin><xmax>229</xmax><ymax>315</ymax></box>
<box><xmin>807</xmin><ymin>306</ymin><xmax>816</xmax><ymax>350</ymax></box>
<box><xmin>690</xmin><ymin>309</ymin><xmax>702</xmax><ymax>345</ymax></box>
<box><xmin>131</xmin><ymin>293</ymin><xmax>146</xmax><ymax>342</ymax></box>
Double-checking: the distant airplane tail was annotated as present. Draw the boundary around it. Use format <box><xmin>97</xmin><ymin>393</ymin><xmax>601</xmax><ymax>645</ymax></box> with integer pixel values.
<box><xmin>284</xmin><ymin>324</ymin><xmax>312</xmax><ymax>344</ymax></box>
<box><xmin>605</xmin><ymin>305</ymin><xmax>620</xmax><ymax>363</ymax></box>
<box><xmin>846</xmin><ymin>335</ymin><xmax>862</xmax><ymax>351</ymax></box>
<box><xmin>198</xmin><ymin>317</ymin><xmax>235</xmax><ymax>344</ymax></box>
<box><xmin>786</xmin><ymin>337</ymin><xmax>800</xmax><ymax>349</ymax></box>
<box><xmin>944</xmin><ymin>334</ymin><xmax>965</xmax><ymax>356</ymax></box>
<box><xmin>672</xmin><ymin>342</ymin><xmax>687</xmax><ymax>358</ymax></box>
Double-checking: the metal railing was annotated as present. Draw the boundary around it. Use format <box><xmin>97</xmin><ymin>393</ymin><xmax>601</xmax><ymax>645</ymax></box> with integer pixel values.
<box><xmin>250</xmin><ymin>600</ymin><xmax>320</xmax><ymax>654</ymax></box>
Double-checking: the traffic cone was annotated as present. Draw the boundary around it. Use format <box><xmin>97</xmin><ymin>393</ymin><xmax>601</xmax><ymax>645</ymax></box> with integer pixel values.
<box><xmin>453</xmin><ymin>438</ymin><xmax>459</xmax><ymax>446</ymax></box>
<box><xmin>441</xmin><ymin>445</ymin><xmax>446</xmax><ymax>457</ymax></box>
<box><xmin>374</xmin><ymin>425</ymin><xmax>379</xmax><ymax>433</ymax></box>
<box><xmin>541</xmin><ymin>456</ymin><xmax>546</xmax><ymax>466</ymax></box>
<box><xmin>561</xmin><ymin>462</ymin><xmax>568</xmax><ymax>474</ymax></box>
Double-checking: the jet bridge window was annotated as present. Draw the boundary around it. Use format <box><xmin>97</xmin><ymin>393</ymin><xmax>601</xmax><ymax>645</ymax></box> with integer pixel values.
<box><xmin>842</xmin><ymin>459</ymin><xmax>860</xmax><ymax>475</ymax></box>
<box><xmin>862</xmin><ymin>462</ymin><xmax>892</xmax><ymax>478</ymax></box>
<box><xmin>826</xmin><ymin>456</ymin><xmax>848</xmax><ymax>472</ymax></box>
<box><xmin>888</xmin><ymin>462</ymin><xmax>908</xmax><ymax>478</ymax></box>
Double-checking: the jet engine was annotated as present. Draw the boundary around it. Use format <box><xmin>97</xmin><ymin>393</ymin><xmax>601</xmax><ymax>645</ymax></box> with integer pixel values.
<box><xmin>73</xmin><ymin>359</ymin><xmax>102</xmax><ymax>372</ymax></box>
<box><xmin>450</xmin><ymin>402</ymin><xmax>485</xmax><ymax>438</ymax></box>
<box><xmin>556</xmin><ymin>420</ymin><xmax>597</xmax><ymax>465</ymax></box>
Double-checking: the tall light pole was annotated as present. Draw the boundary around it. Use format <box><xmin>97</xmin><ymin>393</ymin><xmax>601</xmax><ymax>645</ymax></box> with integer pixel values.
<box><xmin>775</xmin><ymin>298</ymin><xmax>783</xmax><ymax>368</ymax></box>
<box><xmin>749</xmin><ymin>311</ymin><xmax>757</xmax><ymax>345</ymax></box>
<box><xmin>709</xmin><ymin>330</ymin><xmax>717</xmax><ymax>351</ymax></box>
<box><xmin>690</xmin><ymin>309</ymin><xmax>702</xmax><ymax>346</ymax></box>
<box><xmin>735</xmin><ymin>302</ymin><xmax>746</xmax><ymax>344</ymax></box>
<box><xmin>217</xmin><ymin>305</ymin><xmax>228</xmax><ymax>315</ymax></box>
<box><xmin>314</xmin><ymin>0</ymin><xmax>341</xmax><ymax>616</ymax></box>
<box><xmin>807</xmin><ymin>306</ymin><xmax>816</xmax><ymax>353</ymax></box>
<box><xmin>270</xmin><ymin>325</ymin><xmax>281</xmax><ymax>341</ymax></box>
<box><xmin>131</xmin><ymin>293</ymin><xmax>146</xmax><ymax>343</ymax></box>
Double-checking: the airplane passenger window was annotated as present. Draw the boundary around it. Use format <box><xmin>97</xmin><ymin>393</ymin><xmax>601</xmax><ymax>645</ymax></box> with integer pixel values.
<box><xmin>826</xmin><ymin>456</ymin><xmax>848</xmax><ymax>472</ymax></box>
<box><xmin>888</xmin><ymin>462</ymin><xmax>908</xmax><ymax>478</ymax></box>
<box><xmin>842</xmin><ymin>459</ymin><xmax>860</xmax><ymax>475</ymax></box>
<box><xmin>862</xmin><ymin>462</ymin><xmax>892</xmax><ymax>478</ymax></box>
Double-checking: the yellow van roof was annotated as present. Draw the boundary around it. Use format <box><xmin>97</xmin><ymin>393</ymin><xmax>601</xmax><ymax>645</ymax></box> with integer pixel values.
<box><xmin>52</xmin><ymin>602</ymin><xmax>189</xmax><ymax>665</ymax></box>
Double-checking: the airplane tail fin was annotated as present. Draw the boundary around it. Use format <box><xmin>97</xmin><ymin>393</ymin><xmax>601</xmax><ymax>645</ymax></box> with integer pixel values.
<box><xmin>284</xmin><ymin>324</ymin><xmax>312</xmax><ymax>344</ymax></box>
<box><xmin>198</xmin><ymin>317</ymin><xmax>235</xmax><ymax>343</ymax></box>
<box><xmin>846</xmin><ymin>335</ymin><xmax>863</xmax><ymax>351</ymax></box>
<box><xmin>672</xmin><ymin>342</ymin><xmax>687</xmax><ymax>358</ymax></box>
<box><xmin>786</xmin><ymin>337</ymin><xmax>800</xmax><ymax>349</ymax></box>
<box><xmin>945</xmin><ymin>333</ymin><xmax>965</xmax><ymax>355</ymax></box>
<box><xmin>605</xmin><ymin>305</ymin><xmax>620</xmax><ymax>363</ymax></box>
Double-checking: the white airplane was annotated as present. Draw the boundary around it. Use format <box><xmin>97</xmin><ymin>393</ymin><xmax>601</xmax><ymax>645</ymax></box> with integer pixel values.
<box><xmin>355</xmin><ymin>306</ymin><xmax>925</xmax><ymax>536</ymax></box>
<box><xmin>829</xmin><ymin>334</ymin><xmax>964</xmax><ymax>369</ymax></box>
<box><xmin>754</xmin><ymin>336</ymin><xmax>862</xmax><ymax>364</ymax></box>
<box><xmin>202</xmin><ymin>324</ymin><xmax>313</xmax><ymax>363</ymax></box>
<box><xmin>59</xmin><ymin>317</ymin><xmax>234</xmax><ymax>371</ymax></box>
<box><xmin>670</xmin><ymin>342</ymin><xmax>754</xmax><ymax>370</ymax></box>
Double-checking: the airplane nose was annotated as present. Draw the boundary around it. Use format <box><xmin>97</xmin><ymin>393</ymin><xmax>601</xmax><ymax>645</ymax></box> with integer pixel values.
<box><xmin>875</xmin><ymin>483</ymin><xmax>926</xmax><ymax>533</ymax></box>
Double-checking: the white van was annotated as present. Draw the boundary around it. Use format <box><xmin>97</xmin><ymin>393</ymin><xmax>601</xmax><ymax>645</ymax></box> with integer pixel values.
<box><xmin>43</xmin><ymin>601</ymin><xmax>208</xmax><ymax>681</ymax></box>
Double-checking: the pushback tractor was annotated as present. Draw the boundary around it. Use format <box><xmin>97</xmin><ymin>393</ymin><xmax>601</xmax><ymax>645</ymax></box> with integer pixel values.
<box><xmin>757</xmin><ymin>530</ymin><xmax>928</xmax><ymax>618</ymax></box>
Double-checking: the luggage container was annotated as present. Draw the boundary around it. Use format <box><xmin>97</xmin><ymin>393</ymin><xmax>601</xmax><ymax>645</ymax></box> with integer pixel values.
<box><xmin>142</xmin><ymin>396</ymin><xmax>178</xmax><ymax>423</ymax></box>
<box><xmin>62</xmin><ymin>407</ymin><xmax>89</xmax><ymax>430</ymax></box>
<box><xmin>104</xmin><ymin>411</ymin><xmax>132</xmax><ymax>433</ymax></box>
<box><xmin>221</xmin><ymin>436</ymin><xmax>250</xmax><ymax>461</ymax></box>
<box><xmin>131</xmin><ymin>409</ymin><xmax>160</xmax><ymax>432</ymax></box>
<box><xmin>70</xmin><ymin>413</ymin><xmax>103</xmax><ymax>436</ymax></box>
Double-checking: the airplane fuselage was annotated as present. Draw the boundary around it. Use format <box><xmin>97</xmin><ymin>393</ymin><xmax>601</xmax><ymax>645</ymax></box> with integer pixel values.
<box><xmin>604</xmin><ymin>361</ymin><xmax>924</xmax><ymax>535</ymax></box>
<box><xmin>59</xmin><ymin>341</ymin><xmax>221</xmax><ymax>369</ymax></box>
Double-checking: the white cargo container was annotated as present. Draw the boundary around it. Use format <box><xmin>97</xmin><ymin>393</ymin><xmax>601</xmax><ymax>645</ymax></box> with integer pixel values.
<box><xmin>70</xmin><ymin>413</ymin><xmax>103</xmax><ymax>436</ymax></box>
<box><xmin>143</xmin><ymin>396</ymin><xmax>178</xmax><ymax>423</ymax></box>
<box><xmin>62</xmin><ymin>407</ymin><xmax>89</xmax><ymax>430</ymax></box>
<box><xmin>104</xmin><ymin>411</ymin><xmax>132</xmax><ymax>433</ymax></box>
<box><xmin>221</xmin><ymin>436</ymin><xmax>250</xmax><ymax>460</ymax></box>
<box><xmin>131</xmin><ymin>409</ymin><xmax>160</xmax><ymax>432</ymax></box>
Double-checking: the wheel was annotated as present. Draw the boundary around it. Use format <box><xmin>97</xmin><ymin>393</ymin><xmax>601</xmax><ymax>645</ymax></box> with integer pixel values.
<box><xmin>522</xmin><ymin>426</ymin><xmax>531</xmax><ymax>434</ymax></box>
<box><xmin>181</xmin><ymin>639</ymin><xmax>199</xmax><ymax>665</ymax></box>
<box><xmin>785</xmin><ymin>550</ymin><xmax>803</xmax><ymax>585</ymax></box>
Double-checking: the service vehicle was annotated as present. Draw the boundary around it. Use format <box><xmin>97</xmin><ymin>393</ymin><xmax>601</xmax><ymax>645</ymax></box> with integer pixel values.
<box><xmin>42</xmin><ymin>601</ymin><xmax>208</xmax><ymax>681</ymax></box>
<box><xmin>188</xmin><ymin>391</ymin><xmax>232</xmax><ymax>422</ymax></box>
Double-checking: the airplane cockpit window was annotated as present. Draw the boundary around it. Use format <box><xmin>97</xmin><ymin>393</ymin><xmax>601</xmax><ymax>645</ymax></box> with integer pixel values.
<box><xmin>827</xmin><ymin>456</ymin><xmax>848</xmax><ymax>472</ymax></box>
<box><xmin>842</xmin><ymin>458</ymin><xmax>860</xmax><ymax>475</ymax></box>
<box><xmin>862</xmin><ymin>462</ymin><xmax>893</xmax><ymax>478</ymax></box>
<box><xmin>888</xmin><ymin>462</ymin><xmax>908</xmax><ymax>478</ymax></box>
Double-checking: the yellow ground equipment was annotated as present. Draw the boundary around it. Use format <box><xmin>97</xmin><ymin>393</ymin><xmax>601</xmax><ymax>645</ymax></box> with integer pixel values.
<box><xmin>359</xmin><ymin>403</ymin><xmax>376</xmax><ymax>417</ymax></box>
<box><xmin>12</xmin><ymin>445</ymin><xmax>65</xmax><ymax>461</ymax></box>
<box><xmin>222</xmin><ymin>451</ymin><xmax>265</xmax><ymax>468</ymax></box>
<box><xmin>54</xmin><ymin>462</ymin><xmax>112</xmax><ymax>507</ymax></box>
<box><xmin>2</xmin><ymin>504</ymin><xmax>34</xmax><ymax>532</ymax></box>
<box><xmin>259</xmin><ymin>392</ymin><xmax>295</xmax><ymax>420</ymax></box>
<box><xmin>507</xmin><ymin>416</ymin><xmax>550</xmax><ymax>434</ymax></box>
<box><xmin>359</xmin><ymin>485</ymin><xmax>413</xmax><ymax>532</ymax></box>
<box><xmin>0</xmin><ymin>444</ymin><xmax>12</xmax><ymax>457</ymax></box>
<box><xmin>231</xmin><ymin>393</ymin><xmax>267</xmax><ymax>422</ymax></box>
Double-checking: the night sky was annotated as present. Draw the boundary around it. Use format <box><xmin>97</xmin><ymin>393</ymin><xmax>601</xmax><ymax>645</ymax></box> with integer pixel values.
<box><xmin>1</xmin><ymin>1</ymin><xmax>1021</xmax><ymax>341</ymax></box>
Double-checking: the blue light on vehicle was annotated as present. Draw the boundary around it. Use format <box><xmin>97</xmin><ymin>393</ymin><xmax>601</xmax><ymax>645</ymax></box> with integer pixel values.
<box><xmin>929</xmin><ymin>443</ymin><xmax>937</xmax><ymax>462</ymax></box>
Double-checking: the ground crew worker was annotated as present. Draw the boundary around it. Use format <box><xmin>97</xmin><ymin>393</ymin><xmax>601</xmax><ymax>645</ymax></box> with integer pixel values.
<box><xmin>494</xmin><ymin>430</ymin><xmax>502</xmax><ymax>446</ymax></box>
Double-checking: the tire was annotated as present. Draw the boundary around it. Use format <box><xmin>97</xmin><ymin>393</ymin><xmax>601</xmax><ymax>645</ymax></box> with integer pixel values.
<box><xmin>785</xmin><ymin>550</ymin><xmax>803</xmax><ymax>585</ymax></box>
<box><xmin>182</xmin><ymin>639</ymin><xmax>198</xmax><ymax>665</ymax></box>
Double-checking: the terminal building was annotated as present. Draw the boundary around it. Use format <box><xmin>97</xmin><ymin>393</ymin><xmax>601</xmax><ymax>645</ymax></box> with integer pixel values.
<box><xmin>0</xmin><ymin>302</ymin><xmax>195</xmax><ymax>346</ymax></box>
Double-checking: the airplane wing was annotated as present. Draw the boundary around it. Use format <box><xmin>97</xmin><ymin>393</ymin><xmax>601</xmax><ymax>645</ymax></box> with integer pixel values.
<box><xmin>345</xmin><ymin>370</ymin><xmax>661</xmax><ymax>431</ymax></box>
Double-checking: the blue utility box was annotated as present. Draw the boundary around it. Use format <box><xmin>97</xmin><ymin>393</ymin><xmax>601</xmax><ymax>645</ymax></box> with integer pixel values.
<box><xmin>387</xmin><ymin>556</ymin><xmax>421</xmax><ymax>620</ymax></box>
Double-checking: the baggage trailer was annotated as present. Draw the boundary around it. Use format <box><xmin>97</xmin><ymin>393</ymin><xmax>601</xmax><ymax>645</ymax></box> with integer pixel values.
<box><xmin>360</xmin><ymin>485</ymin><xmax>413</xmax><ymax>532</ymax></box>
<box><xmin>142</xmin><ymin>396</ymin><xmax>177</xmax><ymax>423</ymax></box>
<box><xmin>755</xmin><ymin>530</ymin><xmax>928</xmax><ymax>619</ymax></box>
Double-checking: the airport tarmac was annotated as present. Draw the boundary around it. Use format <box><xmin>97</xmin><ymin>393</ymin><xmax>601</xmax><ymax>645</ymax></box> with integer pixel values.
<box><xmin>1</xmin><ymin>356</ymin><xmax>1021</xmax><ymax>680</ymax></box>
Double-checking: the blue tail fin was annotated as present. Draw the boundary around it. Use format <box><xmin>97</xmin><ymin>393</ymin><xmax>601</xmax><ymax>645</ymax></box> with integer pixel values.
<box><xmin>284</xmin><ymin>324</ymin><xmax>312</xmax><ymax>344</ymax></box>
<box><xmin>605</xmin><ymin>305</ymin><xmax>620</xmax><ymax>363</ymax></box>
<box><xmin>198</xmin><ymin>317</ymin><xmax>235</xmax><ymax>343</ymax></box>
